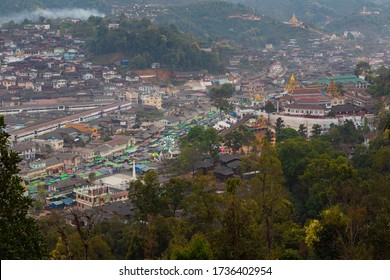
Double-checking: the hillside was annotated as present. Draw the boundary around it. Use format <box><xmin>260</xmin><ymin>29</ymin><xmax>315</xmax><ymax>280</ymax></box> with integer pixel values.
<box><xmin>155</xmin><ymin>1</ymin><xmax>314</xmax><ymax>48</ymax></box>
<box><xmin>83</xmin><ymin>18</ymin><xmax>224</xmax><ymax>72</ymax></box>
<box><xmin>228</xmin><ymin>0</ymin><xmax>383</xmax><ymax>25</ymax></box>
<box><xmin>325</xmin><ymin>4</ymin><xmax>390</xmax><ymax>36</ymax></box>
<box><xmin>0</xmin><ymin>0</ymin><xmax>110</xmax><ymax>16</ymax></box>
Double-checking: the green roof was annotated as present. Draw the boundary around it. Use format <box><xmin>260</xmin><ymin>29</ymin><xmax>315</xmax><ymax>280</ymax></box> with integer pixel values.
<box><xmin>317</xmin><ymin>75</ymin><xmax>368</xmax><ymax>85</ymax></box>
<box><xmin>95</xmin><ymin>171</ymin><xmax>104</xmax><ymax>177</ymax></box>
<box><xmin>77</xmin><ymin>174</ymin><xmax>88</xmax><ymax>179</ymax></box>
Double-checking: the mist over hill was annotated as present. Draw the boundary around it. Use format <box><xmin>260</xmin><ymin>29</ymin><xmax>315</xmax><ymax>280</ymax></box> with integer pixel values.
<box><xmin>0</xmin><ymin>8</ymin><xmax>105</xmax><ymax>25</ymax></box>
<box><xmin>0</xmin><ymin>0</ymin><xmax>110</xmax><ymax>19</ymax></box>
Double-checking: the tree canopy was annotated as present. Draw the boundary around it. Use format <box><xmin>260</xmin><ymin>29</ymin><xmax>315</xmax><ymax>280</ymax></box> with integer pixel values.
<box><xmin>0</xmin><ymin>116</ymin><xmax>47</xmax><ymax>259</ymax></box>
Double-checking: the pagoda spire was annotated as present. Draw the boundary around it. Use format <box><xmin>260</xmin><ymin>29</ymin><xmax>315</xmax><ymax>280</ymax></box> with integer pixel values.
<box><xmin>289</xmin><ymin>13</ymin><xmax>300</xmax><ymax>26</ymax></box>
<box><xmin>325</xmin><ymin>77</ymin><xmax>340</xmax><ymax>97</ymax></box>
<box><xmin>285</xmin><ymin>73</ymin><xmax>296</xmax><ymax>93</ymax></box>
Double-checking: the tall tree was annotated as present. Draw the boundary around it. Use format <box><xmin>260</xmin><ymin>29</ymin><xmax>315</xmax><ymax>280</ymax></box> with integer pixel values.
<box><xmin>243</xmin><ymin>140</ymin><xmax>293</xmax><ymax>259</ymax></box>
<box><xmin>163</xmin><ymin>178</ymin><xmax>192</xmax><ymax>216</ymax></box>
<box><xmin>0</xmin><ymin>116</ymin><xmax>47</xmax><ymax>259</ymax></box>
<box><xmin>275</xmin><ymin>117</ymin><xmax>285</xmax><ymax>135</ymax></box>
<box><xmin>170</xmin><ymin>232</ymin><xmax>213</xmax><ymax>260</ymax></box>
<box><xmin>213</xmin><ymin>178</ymin><xmax>262</xmax><ymax>259</ymax></box>
<box><xmin>128</xmin><ymin>171</ymin><xmax>169</xmax><ymax>221</ymax></box>
<box><xmin>354</xmin><ymin>61</ymin><xmax>370</xmax><ymax>77</ymax></box>
<box><xmin>277</xmin><ymin>128</ymin><xmax>300</xmax><ymax>142</ymax></box>
<box><xmin>299</xmin><ymin>155</ymin><xmax>360</xmax><ymax>219</ymax></box>
<box><xmin>298</xmin><ymin>124</ymin><xmax>307</xmax><ymax>138</ymax></box>
<box><xmin>209</xmin><ymin>84</ymin><xmax>235</xmax><ymax>118</ymax></box>
<box><xmin>311</xmin><ymin>124</ymin><xmax>322</xmax><ymax>138</ymax></box>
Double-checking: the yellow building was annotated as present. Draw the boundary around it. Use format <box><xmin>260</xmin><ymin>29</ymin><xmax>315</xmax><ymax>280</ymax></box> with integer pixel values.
<box><xmin>142</xmin><ymin>95</ymin><xmax>163</xmax><ymax>110</ymax></box>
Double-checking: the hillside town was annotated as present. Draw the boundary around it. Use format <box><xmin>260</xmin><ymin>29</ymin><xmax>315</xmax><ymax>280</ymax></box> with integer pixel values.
<box><xmin>0</xmin><ymin>15</ymin><xmax>388</xmax><ymax>214</ymax></box>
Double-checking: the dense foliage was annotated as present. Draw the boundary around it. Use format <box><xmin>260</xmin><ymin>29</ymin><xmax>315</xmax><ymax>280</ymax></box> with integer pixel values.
<box><xmin>156</xmin><ymin>1</ymin><xmax>311</xmax><ymax>47</ymax></box>
<box><xmin>0</xmin><ymin>115</ymin><xmax>47</xmax><ymax>259</ymax></box>
<box><xmin>85</xmin><ymin>17</ymin><xmax>224</xmax><ymax>71</ymax></box>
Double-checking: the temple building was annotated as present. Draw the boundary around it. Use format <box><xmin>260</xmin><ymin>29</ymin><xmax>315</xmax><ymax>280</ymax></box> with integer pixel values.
<box><xmin>317</xmin><ymin>75</ymin><xmax>369</xmax><ymax>89</ymax></box>
<box><xmin>285</xmin><ymin>73</ymin><xmax>297</xmax><ymax>93</ymax></box>
<box><xmin>326</xmin><ymin>77</ymin><xmax>346</xmax><ymax>106</ymax></box>
<box><xmin>280</xmin><ymin>73</ymin><xmax>333</xmax><ymax>109</ymax></box>
<box><xmin>288</xmin><ymin>14</ymin><xmax>302</xmax><ymax>27</ymax></box>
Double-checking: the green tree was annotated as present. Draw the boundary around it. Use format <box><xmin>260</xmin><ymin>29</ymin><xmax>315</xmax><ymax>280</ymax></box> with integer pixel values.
<box><xmin>51</xmin><ymin>232</ymin><xmax>114</xmax><ymax>260</ymax></box>
<box><xmin>298</xmin><ymin>124</ymin><xmax>307</xmax><ymax>138</ymax></box>
<box><xmin>163</xmin><ymin>178</ymin><xmax>192</xmax><ymax>216</ymax></box>
<box><xmin>178</xmin><ymin>144</ymin><xmax>204</xmax><ymax>177</ymax></box>
<box><xmin>88</xmin><ymin>172</ymin><xmax>97</xmax><ymax>185</ymax></box>
<box><xmin>311</xmin><ymin>124</ymin><xmax>322</xmax><ymax>138</ymax></box>
<box><xmin>275</xmin><ymin>117</ymin><xmax>285</xmax><ymax>135</ymax></box>
<box><xmin>243</xmin><ymin>140</ymin><xmax>292</xmax><ymax>258</ymax></box>
<box><xmin>170</xmin><ymin>232</ymin><xmax>213</xmax><ymax>260</ymax></box>
<box><xmin>0</xmin><ymin>116</ymin><xmax>47</xmax><ymax>259</ymax></box>
<box><xmin>299</xmin><ymin>155</ymin><xmax>360</xmax><ymax>219</ymax></box>
<box><xmin>128</xmin><ymin>171</ymin><xmax>168</xmax><ymax>221</ymax></box>
<box><xmin>210</xmin><ymin>84</ymin><xmax>235</xmax><ymax>118</ymax></box>
<box><xmin>305</xmin><ymin>205</ymin><xmax>371</xmax><ymax>259</ymax></box>
<box><xmin>182</xmin><ymin>174</ymin><xmax>221</xmax><ymax>234</ymax></box>
<box><xmin>277</xmin><ymin>128</ymin><xmax>300</xmax><ymax>142</ymax></box>
<box><xmin>354</xmin><ymin>61</ymin><xmax>370</xmax><ymax>77</ymax></box>
<box><xmin>264</xmin><ymin>101</ymin><xmax>276</xmax><ymax>113</ymax></box>
<box><xmin>276</xmin><ymin>137</ymin><xmax>335</xmax><ymax>210</ymax></box>
<box><xmin>225</xmin><ymin>130</ymin><xmax>245</xmax><ymax>153</ymax></box>
<box><xmin>213</xmin><ymin>178</ymin><xmax>262</xmax><ymax>259</ymax></box>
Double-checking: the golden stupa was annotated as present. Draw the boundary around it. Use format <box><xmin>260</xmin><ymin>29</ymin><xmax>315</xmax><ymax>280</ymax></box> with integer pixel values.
<box><xmin>289</xmin><ymin>13</ymin><xmax>302</xmax><ymax>26</ymax></box>
<box><xmin>325</xmin><ymin>77</ymin><xmax>340</xmax><ymax>97</ymax></box>
<box><xmin>285</xmin><ymin>73</ymin><xmax>296</xmax><ymax>93</ymax></box>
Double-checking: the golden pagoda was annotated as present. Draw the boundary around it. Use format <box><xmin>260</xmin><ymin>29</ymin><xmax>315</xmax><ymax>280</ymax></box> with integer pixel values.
<box><xmin>254</xmin><ymin>93</ymin><xmax>262</xmax><ymax>102</ymax></box>
<box><xmin>285</xmin><ymin>73</ymin><xmax>296</xmax><ymax>93</ymax></box>
<box><xmin>289</xmin><ymin>14</ymin><xmax>300</xmax><ymax>26</ymax></box>
<box><xmin>325</xmin><ymin>77</ymin><xmax>340</xmax><ymax>97</ymax></box>
<box><xmin>359</xmin><ymin>70</ymin><xmax>366</xmax><ymax>80</ymax></box>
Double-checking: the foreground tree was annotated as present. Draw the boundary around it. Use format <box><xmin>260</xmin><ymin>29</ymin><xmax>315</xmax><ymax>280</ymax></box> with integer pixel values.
<box><xmin>243</xmin><ymin>140</ymin><xmax>294</xmax><ymax>258</ymax></box>
<box><xmin>311</xmin><ymin>124</ymin><xmax>322</xmax><ymax>138</ymax></box>
<box><xmin>0</xmin><ymin>116</ymin><xmax>47</xmax><ymax>259</ymax></box>
<box><xmin>209</xmin><ymin>84</ymin><xmax>235</xmax><ymax>118</ymax></box>
<box><xmin>298</xmin><ymin>124</ymin><xmax>308</xmax><ymax>138</ymax></box>
<box><xmin>128</xmin><ymin>171</ymin><xmax>169</xmax><ymax>221</ymax></box>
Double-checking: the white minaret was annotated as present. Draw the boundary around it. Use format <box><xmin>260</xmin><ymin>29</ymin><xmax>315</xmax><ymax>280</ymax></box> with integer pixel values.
<box><xmin>132</xmin><ymin>161</ymin><xmax>136</xmax><ymax>180</ymax></box>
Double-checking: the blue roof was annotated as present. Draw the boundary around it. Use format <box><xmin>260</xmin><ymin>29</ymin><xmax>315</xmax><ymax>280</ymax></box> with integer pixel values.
<box><xmin>51</xmin><ymin>201</ymin><xmax>64</xmax><ymax>206</ymax></box>
<box><xmin>61</xmin><ymin>198</ymin><xmax>74</xmax><ymax>205</ymax></box>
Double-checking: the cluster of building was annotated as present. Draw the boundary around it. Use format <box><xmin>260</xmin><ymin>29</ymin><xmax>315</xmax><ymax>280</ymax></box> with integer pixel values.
<box><xmin>0</xmin><ymin>9</ymin><xmax>388</xmax><ymax>215</ymax></box>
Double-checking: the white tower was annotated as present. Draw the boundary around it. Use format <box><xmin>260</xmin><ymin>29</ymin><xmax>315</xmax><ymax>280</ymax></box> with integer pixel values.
<box><xmin>132</xmin><ymin>161</ymin><xmax>136</xmax><ymax>180</ymax></box>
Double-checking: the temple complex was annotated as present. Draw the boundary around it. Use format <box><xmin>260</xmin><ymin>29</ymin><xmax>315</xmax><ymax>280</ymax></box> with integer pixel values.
<box><xmin>288</xmin><ymin>14</ymin><xmax>302</xmax><ymax>27</ymax></box>
<box><xmin>285</xmin><ymin>73</ymin><xmax>297</xmax><ymax>93</ymax></box>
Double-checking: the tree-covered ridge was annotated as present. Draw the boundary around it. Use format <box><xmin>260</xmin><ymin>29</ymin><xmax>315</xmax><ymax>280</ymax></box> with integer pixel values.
<box><xmin>230</xmin><ymin>0</ymin><xmax>382</xmax><ymax>24</ymax></box>
<box><xmin>84</xmin><ymin>17</ymin><xmax>224</xmax><ymax>71</ymax></box>
<box><xmin>325</xmin><ymin>5</ymin><xmax>390</xmax><ymax>36</ymax></box>
<box><xmin>0</xmin><ymin>0</ymin><xmax>111</xmax><ymax>16</ymax></box>
<box><xmin>155</xmin><ymin>1</ymin><xmax>311</xmax><ymax>47</ymax></box>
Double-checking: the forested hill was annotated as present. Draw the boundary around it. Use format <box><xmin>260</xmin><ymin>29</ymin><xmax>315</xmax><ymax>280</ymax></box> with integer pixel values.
<box><xmin>84</xmin><ymin>18</ymin><xmax>224</xmax><ymax>72</ymax></box>
<box><xmin>229</xmin><ymin>0</ymin><xmax>382</xmax><ymax>24</ymax></box>
<box><xmin>155</xmin><ymin>1</ymin><xmax>312</xmax><ymax>48</ymax></box>
<box><xmin>325</xmin><ymin>4</ymin><xmax>390</xmax><ymax>36</ymax></box>
<box><xmin>0</xmin><ymin>0</ymin><xmax>111</xmax><ymax>15</ymax></box>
